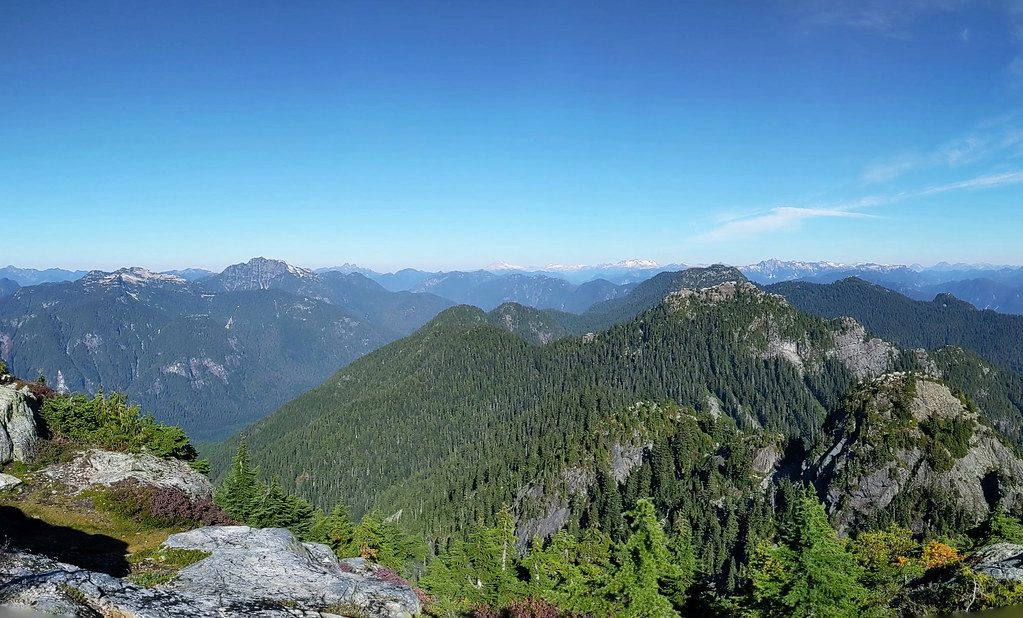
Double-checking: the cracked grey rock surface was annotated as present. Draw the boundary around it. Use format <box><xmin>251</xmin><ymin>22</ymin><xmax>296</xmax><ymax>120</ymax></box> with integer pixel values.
<box><xmin>971</xmin><ymin>543</ymin><xmax>1023</xmax><ymax>581</ymax></box>
<box><xmin>0</xmin><ymin>385</ymin><xmax>39</xmax><ymax>466</ymax></box>
<box><xmin>43</xmin><ymin>448</ymin><xmax>215</xmax><ymax>501</ymax></box>
<box><xmin>0</xmin><ymin>526</ymin><xmax>420</xmax><ymax>617</ymax></box>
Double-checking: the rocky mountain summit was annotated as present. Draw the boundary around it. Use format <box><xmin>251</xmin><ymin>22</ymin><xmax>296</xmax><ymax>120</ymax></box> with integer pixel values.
<box><xmin>664</xmin><ymin>281</ymin><xmax>897</xmax><ymax>380</ymax></box>
<box><xmin>208</xmin><ymin>257</ymin><xmax>315</xmax><ymax>292</ymax></box>
<box><xmin>808</xmin><ymin>372</ymin><xmax>1023</xmax><ymax>533</ymax></box>
<box><xmin>0</xmin><ymin>526</ymin><xmax>420</xmax><ymax>617</ymax></box>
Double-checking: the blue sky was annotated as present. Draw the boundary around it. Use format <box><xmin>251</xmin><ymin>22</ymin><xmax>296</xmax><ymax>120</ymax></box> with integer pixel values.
<box><xmin>2</xmin><ymin>1</ymin><xmax>1023</xmax><ymax>272</ymax></box>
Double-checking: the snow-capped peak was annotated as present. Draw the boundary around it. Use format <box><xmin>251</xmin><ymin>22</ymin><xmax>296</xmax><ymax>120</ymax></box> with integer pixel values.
<box><xmin>607</xmin><ymin>259</ymin><xmax>660</xmax><ymax>269</ymax></box>
<box><xmin>485</xmin><ymin>260</ymin><xmax>525</xmax><ymax>271</ymax></box>
<box><xmin>86</xmin><ymin>267</ymin><xmax>187</xmax><ymax>286</ymax></box>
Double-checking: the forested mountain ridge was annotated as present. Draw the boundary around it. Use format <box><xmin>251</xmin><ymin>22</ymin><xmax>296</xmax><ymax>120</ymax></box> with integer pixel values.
<box><xmin>578</xmin><ymin>264</ymin><xmax>748</xmax><ymax>328</ymax></box>
<box><xmin>209</xmin><ymin>279</ymin><xmax>922</xmax><ymax>532</ymax></box>
<box><xmin>0</xmin><ymin>278</ymin><xmax>19</xmax><ymax>299</ymax></box>
<box><xmin>204</xmin><ymin>277</ymin><xmax>1023</xmax><ymax>611</ymax></box>
<box><xmin>0</xmin><ymin>260</ymin><xmax>454</xmax><ymax>442</ymax></box>
<box><xmin>767</xmin><ymin>277</ymin><xmax>1023</xmax><ymax>377</ymax></box>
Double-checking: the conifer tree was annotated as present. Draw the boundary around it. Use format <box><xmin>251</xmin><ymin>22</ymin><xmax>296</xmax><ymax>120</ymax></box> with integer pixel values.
<box><xmin>975</xmin><ymin>504</ymin><xmax>1023</xmax><ymax>545</ymax></box>
<box><xmin>597</xmin><ymin>499</ymin><xmax>685</xmax><ymax>617</ymax></box>
<box><xmin>309</xmin><ymin>502</ymin><xmax>357</xmax><ymax>557</ymax></box>
<box><xmin>214</xmin><ymin>437</ymin><xmax>263</xmax><ymax>522</ymax></box>
<box><xmin>664</xmin><ymin>516</ymin><xmax>697</xmax><ymax>607</ymax></box>
<box><xmin>750</xmin><ymin>491</ymin><xmax>868</xmax><ymax>618</ymax></box>
<box><xmin>250</xmin><ymin>475</ymin><xmax>290</xmax><ymax>528</ymax></box>
<box><xmin>352</xmin><ymin>513</ymin><xmax>425</xmax><ymax>573</ymax></box>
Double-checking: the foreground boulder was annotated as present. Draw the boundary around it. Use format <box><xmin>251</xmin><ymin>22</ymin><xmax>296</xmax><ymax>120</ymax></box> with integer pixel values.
<box><xmin>0</xmin><ymin>526</ymin><xmax>421</xmax><ymax>617</ymax></box>
<box><xmin>0</xmin><ymin>384</ymin><xmax>39</xmax><ymax>466</ymax></box>
<box><xmin>43</xmin><ymin>448</ymin><xmax>214</xmax><ymax>501</ymax></box>
<box><xmin>163</xmin><ymin>526</ymin><xmax>420</xmax><ymax>616</ymax></box>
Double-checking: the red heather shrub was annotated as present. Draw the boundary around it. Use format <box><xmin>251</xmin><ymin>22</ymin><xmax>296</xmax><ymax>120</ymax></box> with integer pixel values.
<box><xmin>413</xmin><ymin>587</ymin><xmax>434</xmax><ymax>606</ymax></box>
<box><xmin>28</xmin><ymin>382</ymin><xmax>57</xmax><ymax>401</ymax></box>
<box><xmin>372</xmin><ymin>567</ymin><xmax>410</xmax><ymax>586</ymax></box>
<box><xmin>469</xmin><ymin>597</ymin><xmax>584</xmax><ymax>618</ymax></box>
<box><xmin>102</xmin><ymin>479</ymin><xmax>233</xmax><ymax>527</ymax></box>
<box><xmin>472</xmin><ymin>604</ymin><xmax>500</xmax><ymax>618</ymax></box>
<box><xmin>505</xmin><ymin>597</ymin><xmax>566</xmax><ymax>618</ymax></box>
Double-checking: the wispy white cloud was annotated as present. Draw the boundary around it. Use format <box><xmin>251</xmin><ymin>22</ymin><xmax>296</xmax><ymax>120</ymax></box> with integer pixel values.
<box><xmin>696</xmin><ymin>170</ymin><xmax>1023</xmax><ymax>243</ymax></box>
<box><xmin>862</xmin><ymin>156</ymin><xmax>921</xmax><ymax>183</ymax></box>
<box><xmin>861</xmin><ymin>113</ymin><xmax>1023</xmax><ymax>183</ymax></box>
<box><xmin>918</xmin><ymin>170</ymin><xmax>1023</xmax><ymax>194</ymax></box>
<box><xmin>695</xmin><ymin>207</ymin><xmax>876</xmax><ymax>242</ymax></box>
<box><xmin>791</xmin><ymin>0</ymin><xmax>970</xmax><ymax>38</ymax></box>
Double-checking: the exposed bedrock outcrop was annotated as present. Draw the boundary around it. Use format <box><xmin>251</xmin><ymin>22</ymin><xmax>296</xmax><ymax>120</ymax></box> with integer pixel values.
<box><xmin>0</xmin><ymin>526</ymin><xmax>421</xmax><ymax>617</ymax></box>
<box><xmin>0</xmin><ymin>384</ymin><xmax>39</xmax><ymax>466</ymax></box>
<box><xmin>43</xmin><ymin>448</ymin><xmax>215</xmax><ymax>501</ymax></box>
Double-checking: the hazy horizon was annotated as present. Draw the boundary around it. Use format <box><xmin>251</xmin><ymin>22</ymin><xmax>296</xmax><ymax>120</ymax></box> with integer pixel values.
<box><xmin>5</xmin><ymin>255</ymin><xmax>1023</xmax><ymax>278</ymax></box>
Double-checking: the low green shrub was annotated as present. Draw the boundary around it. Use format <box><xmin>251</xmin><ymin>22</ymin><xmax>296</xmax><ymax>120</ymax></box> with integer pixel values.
<box><xmin>40</xmin><ymin>391</ymin><xmax>207</xmax><ymax>470</ymax></box>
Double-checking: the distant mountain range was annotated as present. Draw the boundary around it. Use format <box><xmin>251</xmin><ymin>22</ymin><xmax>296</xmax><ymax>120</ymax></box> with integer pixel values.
<box><xmin>10</xmin><ymin>258</ymin><xmax>1023</xmax><ymax>315</ymax></box>
<box><xmin>8</xmin><ymin>254</ymin><xmax>1023</xmax><ymax>447</ymax></box>
<box><xmin>0</xmin><ymin>258</ymin><xmax>453</xmax><ymax>442</ymax></box>
<box><xmin>0</xmin><ymin>265</ymin><xmax>88</xmax><ymax>287</ymax></box>
<box><xmin>741</xmin><ymin>259</ymin><xmax>1023</xmax><ymax>314</ymax></box>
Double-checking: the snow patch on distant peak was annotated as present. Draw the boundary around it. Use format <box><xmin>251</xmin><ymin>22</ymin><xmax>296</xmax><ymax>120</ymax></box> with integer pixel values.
<box><xmin>541</xmin><ymin>263</ymin><xmax>587</xmax><ymax>272</ymax></box>
<box><xmin>539</xmin><ymin>259</ymin><xmax>662</xmax><ymax>273</ymax></box>
<box><xmin>485</xmin><ymin>260</ymin><xmax>525</xmax><ymax>271</ymax></box>
<box><xmin>609</xmin><ymin>259</ymin><xmax>660</xmax><ymax>269</ymax></box>
<box><xmin>87</xmin><ymin>268</ymin><xmax>187</xmax><ymax>286</ymax></box>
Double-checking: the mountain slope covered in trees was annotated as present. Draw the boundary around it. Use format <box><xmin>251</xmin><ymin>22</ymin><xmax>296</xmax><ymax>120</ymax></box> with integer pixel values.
<box><xmin>209</xmin><ymin>278</ymin><xmax>1023</xmax><ymax>557</ymax></box>
<box><xmin>767</xmin><ymin>277</ymin><xmax>1023</xmax><ymax>376</ymax></box>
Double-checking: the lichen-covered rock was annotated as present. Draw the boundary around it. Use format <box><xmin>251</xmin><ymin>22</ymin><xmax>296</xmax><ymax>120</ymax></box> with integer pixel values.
<box><xmin>970</xmin><ymin>543</ymin><xmax>1023</xmax><ymax>581</ymax></box>
<box><xmin>162</xmin><ymin>526</ymin><xmax>420</xmax><ymax>617</ymax></box>
<box><xmin>43</xmin><ymin>449</ymin><xmax>214</xmax><ymax>501</ymax></box>
<box><xmin>0</xmin><ymin>527</ymin><xmax>421</xmax><ymax>617</ymax></box>
<box><xmin>0</xmin><ymin>472</ymin><xmax>22</xmax><ymax>491</ymax></box>
<box><xmin>0</xmin><ymin>384</ymin><xmax>39</xmax><ymax>465</ymax></box>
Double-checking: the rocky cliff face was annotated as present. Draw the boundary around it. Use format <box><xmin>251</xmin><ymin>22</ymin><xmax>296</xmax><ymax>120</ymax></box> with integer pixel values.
<box><xmin>807</xmin><ymin>373</ymin><xmax>1023</xmax><ymax>534</ymax></box>
<box><xmin>0</xmin><ymin>383</ymin><xmax>39</xmax><ymax>466</ymax></box>
<box><xmin>211</xmin><ymin>257</ymin><xmax>315</xmax><ymax>292</ymax></box>
<box><xmin>0</xmin><ymin>526</ymin><xmax>420</xmax><ymax>617</ymax></box>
